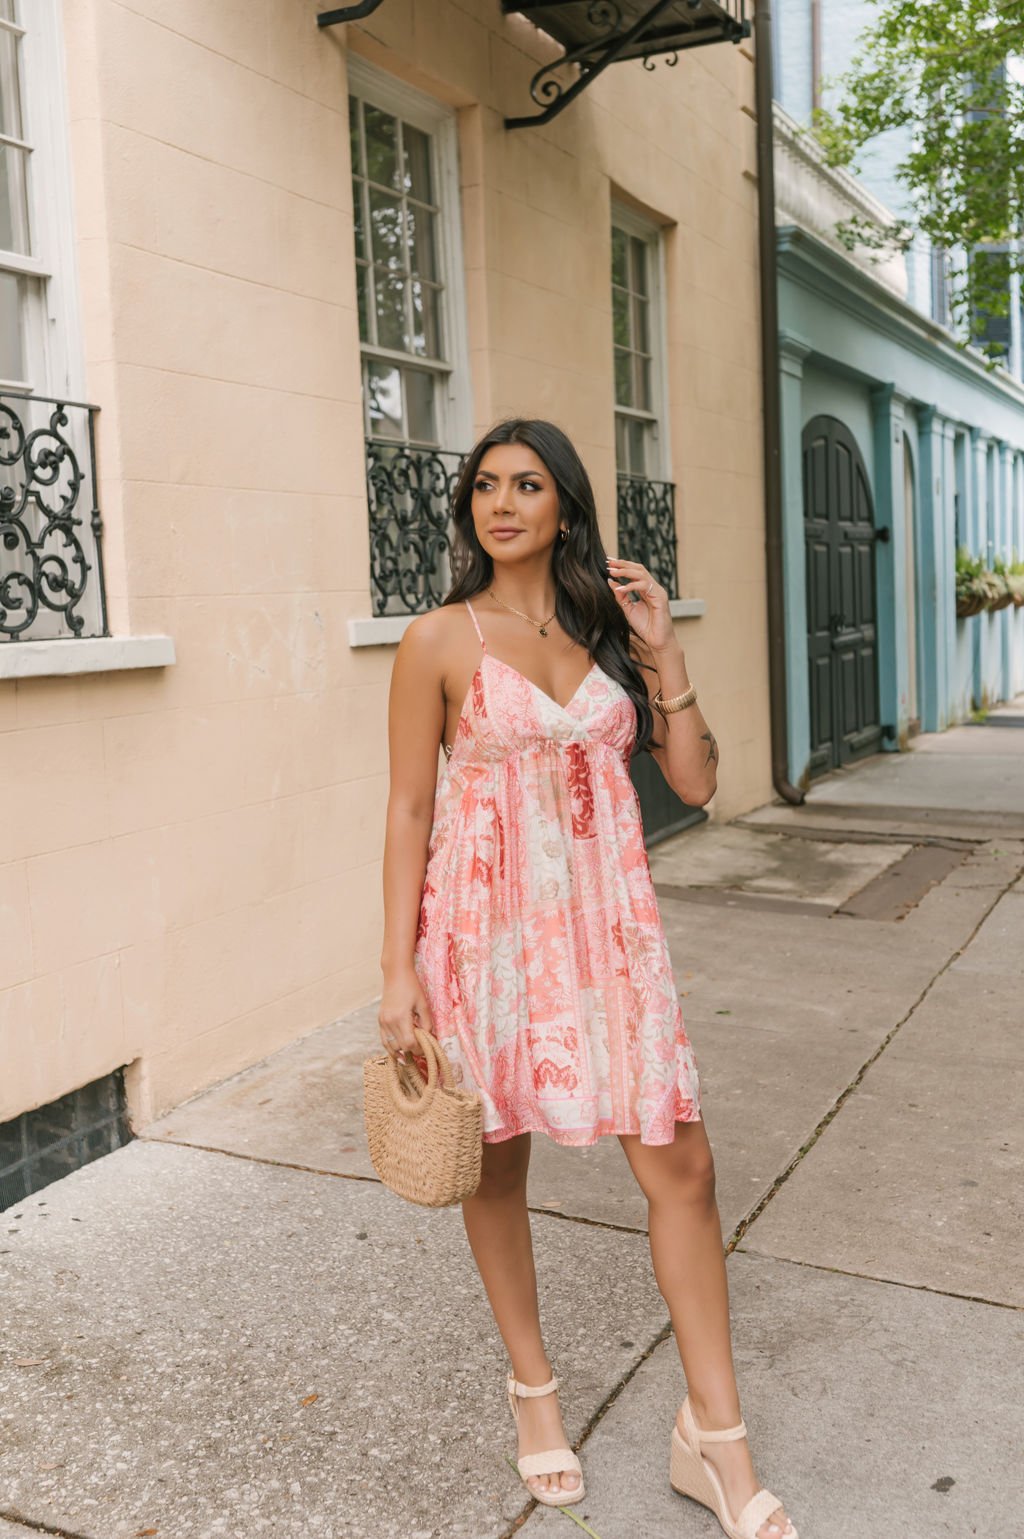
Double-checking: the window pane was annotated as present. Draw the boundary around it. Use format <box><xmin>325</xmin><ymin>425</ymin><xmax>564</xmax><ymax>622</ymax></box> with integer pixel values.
<box><xmin>363</xmin><ymin>104</ymin><xmax>400</xmax><ymax>190</ymax></box>
<box><xmin>628</xmin><ymin>418</ymin><xmax>647</xmax><ymax>476</ymax></box>
<box><xmin>632</xmin><ymin>292</ymin><xmax>649</xmax><ymax>354</ymax></box>
<box><xmin>630</xmin><ymin>235</ymin><xmax>648</xmax><ymax>296</ymax></box>
<box><xmin>369</xmin><ymin>186</ymin><xmax>404</xmax><ymax>270</ymax></box>
<box><xmin>615</xmin><ymin>413</ymin><xmax>628</xmax><ymax>471</ymax></box>
<box><xmin>348</xmin><ymin>96</ymin><xmax>361</xmax><ymax>174</ymax></box>
<box><xmin>0</xmin><ymin>23</ymin><xmax>24</xmax><ymax>141</ymax></box>
<box><xmin>612</xmin><ymin>287</ymin><xmax>629</xmax><ymax>350</ymax></box>
<box><xmin>404</xmin><ymin>368</ymin><xmax>436</xmax><ymax>444</ymax></box>
<box><xmin>407</xmin><ymin>202</ymin><xmax>437</xmax><ymax>282</ymax></box>
<box><xmin>614</xmin><ymin>348</ymin><xmax>632</xmax><ymax>408</ymax></box>
<box><xmin>0</xmin><ymin>269</ymin><xmax>25</xmax><ymax>381</ymax></box>
<box><xmin>403</xmin><ymin>124</ymin><xmax>433</xmax><ymax>202</ymax></box>
<box><xmin>633</xmin><ymin>353</ymin><xmax>651</xmax><ymax>411</ymax></box>
<box><xmin>355</xmin><ymin>263</ymin><xmax>370</xmax><ymax>341</ymax></box>
<box><xmin>373</xmin><ymin>268</ymin><xmax>408</xmax><ymax>351</ymax></box>
<box><xmin>611</xmin><ymin>226</ymin><xmax>628</xmax><ymax>289</ymax></box>
<box><xmin>366</xmin><ymin>360</ymin><xmax>404</xmax><ymax>439</ymax></box>
<box><xmin>352</xmin><ymin>179</ymin><xmax>367</xmax><ymax>262</ymax></box>
<box><xmin>0</xmin><ymin>142</ymin><xmax>31</xmax><ymax>254</ymax></box>
<box><xmin>410</xmin><ymin>279</ymin><xmax>440</xmax><ymax>357</ymax></box>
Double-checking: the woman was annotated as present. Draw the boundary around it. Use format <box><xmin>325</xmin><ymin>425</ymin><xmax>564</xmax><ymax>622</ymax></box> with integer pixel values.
<box><xmin>377</xmin><ymin>419</ymin><xmax>796</xmax><ymax>1539</ymax></box>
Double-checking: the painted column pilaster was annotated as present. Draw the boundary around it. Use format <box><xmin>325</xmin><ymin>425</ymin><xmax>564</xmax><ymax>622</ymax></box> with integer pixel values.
<box><xmin>916</xmin><ymin>405</ymin><xmax>942</xmax><ymax>731</ymax></box>
<box><xmin>971</xmin><ymin>427</ymin><xmax>990</xmax><ymax>708</ymax></box>
<box><xmin>1010</xmin><ymin>449</ymin><xmax>1016</xmax><ymax>695</ymax></box>
<box><xmin>871</xmin><ymin>383</ymin><xmax>909</xmax><ymax>748</ymax></box>
<box><xmin>971</xmin><ymin>427</ymin><xmax>989</xmax><ymax>555</ymax></box>
<box><xmin>939</xmin><ymin>420</ymin><xmax>958</xmax><ymax>729</ymax></box>
<box><xmin>1000</xmin><ymin>441</ymin><xmax>1015</xmax><ymax>700</ymax></box>
<box><xmin>778</xmin><ymin>332</ymin><xmax>812</xmax><ymax>784</ymax></box>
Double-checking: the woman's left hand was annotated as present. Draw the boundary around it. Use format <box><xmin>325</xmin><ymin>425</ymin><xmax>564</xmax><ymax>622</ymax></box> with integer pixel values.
<box><xmin>606</xmin><ymin>557</ymin><xmax>675</xmax><ymax>652</ymax></box>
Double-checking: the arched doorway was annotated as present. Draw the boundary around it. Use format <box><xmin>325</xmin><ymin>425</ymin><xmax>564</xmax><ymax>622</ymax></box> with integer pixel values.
<box><xmin>802</xmin><ymin>415</ymin><xmax>882</xmax><ymax>776</ymax></box>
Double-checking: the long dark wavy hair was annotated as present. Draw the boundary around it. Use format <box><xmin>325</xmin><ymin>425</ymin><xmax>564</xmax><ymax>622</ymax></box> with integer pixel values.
<box><xmin>442</xmin><ymin>417</ymin><xmax>657</xmax><ymax>757</ymax></box>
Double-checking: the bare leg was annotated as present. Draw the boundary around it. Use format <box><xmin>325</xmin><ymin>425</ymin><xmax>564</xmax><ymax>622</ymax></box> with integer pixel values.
<box><xmin>619</xmin><ymin>1121</ymin><xmax>793</xmax><ymax>1538</ymax></box>
<box><xmin>460</xmin><ymin>1132</ymin><xmax>580</xmax><ymax>1499</ymax></box>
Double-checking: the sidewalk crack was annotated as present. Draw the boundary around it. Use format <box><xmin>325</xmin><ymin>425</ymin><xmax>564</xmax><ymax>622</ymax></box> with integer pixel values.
<box><xmin>726</xmin><ymin>864</ymin><xmax>1023</xmax><ymax>1257</ymax></box>
<box><xmin>733</xmin><ymin>1247</ymin><xmax>1024</xmax><ymax>1313</ymax></box>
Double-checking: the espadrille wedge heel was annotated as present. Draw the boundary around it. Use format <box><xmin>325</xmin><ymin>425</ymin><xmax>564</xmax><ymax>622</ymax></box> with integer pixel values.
<box><xmin>669</xmin><ymin>1395</ymin><xmax>798</xmax><ymax>1539</ymax></box>
<box><xmin>506</xmin><ymin>1372</ymin><xmax>585</xmax><ymax>1507</ymax></box>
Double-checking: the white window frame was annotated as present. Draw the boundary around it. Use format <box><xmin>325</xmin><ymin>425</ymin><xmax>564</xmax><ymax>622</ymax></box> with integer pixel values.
<box><xmin>0</xmin><ymin>2</ymin><xmax>176</xmax><ymax>675</ymax></box>
<box><xmin>610</xmin><ymin>202</ymin><xmax>671</xmax><ymax>484</ymax></box>
<box><xmin>346</xmin><ymin>55</ymin><xmax>472</xmax><ymax>455</ymax></box>
<box><xmin>1</xmin><ymin>0</ymin><xmax>84</xmax><ymax>397</ymax></box>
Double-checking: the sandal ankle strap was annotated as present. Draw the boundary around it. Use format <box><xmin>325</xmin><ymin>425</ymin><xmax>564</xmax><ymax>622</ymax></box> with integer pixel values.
<box><xmin>508</xmin><ymin>1373</ymin><xmax>559</xmax><ymax>1398</ymax></box>
<box><xmin>695</xmin><ymin>1418</ymin><xmax>748</xmax><ymax>1442</ymax></box>
<box><xmin>683</xmin><ymin>1396</ymin><xmax>747</xmax><ymax>1444</ymax></box>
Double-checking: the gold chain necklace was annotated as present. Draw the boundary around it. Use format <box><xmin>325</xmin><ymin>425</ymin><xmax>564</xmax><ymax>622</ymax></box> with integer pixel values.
<box><xmin>487</xmin><ymin>586</ymin><xmax>557</xmax><ymax>637</ymax></box>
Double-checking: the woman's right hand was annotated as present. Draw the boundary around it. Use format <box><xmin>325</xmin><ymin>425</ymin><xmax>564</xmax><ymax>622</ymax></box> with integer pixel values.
<box><xmin>378</xmin><ymin>964</ymin><xmax>435</xmax><ymax>1054</ymax></box>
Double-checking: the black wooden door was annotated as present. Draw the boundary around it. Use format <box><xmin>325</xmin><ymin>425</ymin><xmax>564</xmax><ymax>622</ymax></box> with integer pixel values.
<box><xmin>803</xmin><ymin>415</ymin><xmax>881</xmax><ymax>777</ymax></box>
<box><xmin>630</xmin><ymin>749</ymin><xmax>707</xmax><ymax>847</ymax></box>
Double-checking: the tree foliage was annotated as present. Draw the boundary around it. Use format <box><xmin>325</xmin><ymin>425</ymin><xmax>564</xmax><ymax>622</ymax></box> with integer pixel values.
<box><xmin>811</xmin><ymin>0</ymin><xmax>1024</xmax><ymax>365</ymax></box>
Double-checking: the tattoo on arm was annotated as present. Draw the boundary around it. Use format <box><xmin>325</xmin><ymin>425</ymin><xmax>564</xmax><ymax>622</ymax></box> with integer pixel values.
<box><xmin>701</xmin><ymin>730</ymin><xmax>718</xmax><ymax>767</ymax></box>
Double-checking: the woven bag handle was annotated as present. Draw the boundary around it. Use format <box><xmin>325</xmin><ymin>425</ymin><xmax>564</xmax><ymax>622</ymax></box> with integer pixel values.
<box><xmin>385</xmin><ymin>1026</ymin><xmax>455</xmax><ymax>1118</ymax></box>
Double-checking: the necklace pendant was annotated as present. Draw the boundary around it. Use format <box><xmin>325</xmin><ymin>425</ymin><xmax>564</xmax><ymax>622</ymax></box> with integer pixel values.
<box><xmin>538</xmin><ymin>626</ymin><xmax>548</xmax><ymax>637</ymax></box>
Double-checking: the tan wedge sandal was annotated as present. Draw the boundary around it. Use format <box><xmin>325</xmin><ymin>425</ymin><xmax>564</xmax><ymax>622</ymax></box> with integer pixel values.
<box><xmin>670</xmin><ymin>1394</ymin><xmax>798</xmax><ymax>1539</ymax></box>
<box><xmin>506</xmin><ymin>1372</ymin><xmax>585</xmax><ymax>1508</ymax></box>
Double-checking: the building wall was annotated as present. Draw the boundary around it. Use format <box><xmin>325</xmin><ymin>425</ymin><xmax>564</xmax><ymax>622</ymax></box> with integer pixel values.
<box><xmin>0</xmin><ymin>0</ymin><xmax>770</xmax><ymax>1129</ymax></box>
<box><xmin>779</xmin><ymin>226</ymin><xmax>1024</xmax><ymax>777</ymax></box>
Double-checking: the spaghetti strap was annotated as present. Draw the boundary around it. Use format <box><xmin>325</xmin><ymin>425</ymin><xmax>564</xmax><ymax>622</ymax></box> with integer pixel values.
<box><xmin>464</xmin><ymin>598</ymin><xmax>486</xmax><ymax>649</ymax></box>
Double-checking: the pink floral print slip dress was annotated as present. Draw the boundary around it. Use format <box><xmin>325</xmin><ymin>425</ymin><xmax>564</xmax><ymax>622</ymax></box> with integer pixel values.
<box><xmin>413</xmin><ymin>597</ymin><xmax>702</xmax><ymax>1146</ymax></box>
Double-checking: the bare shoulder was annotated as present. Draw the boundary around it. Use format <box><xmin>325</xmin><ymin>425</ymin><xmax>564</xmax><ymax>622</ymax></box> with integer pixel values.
<box><xmin>395</xmin><ymin>603</ymin><xmax>468</xmax><ymax>691</ymax></box>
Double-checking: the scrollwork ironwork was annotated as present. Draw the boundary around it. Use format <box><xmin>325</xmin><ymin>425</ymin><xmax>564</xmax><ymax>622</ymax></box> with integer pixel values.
<box><xmin>616</xmin><ymin>474</ymin><xmax>679</xmax><ymax>598</ymax></box>
<box><xmin>0</xmin><ymin>393</ymin><xmax>108</xmax><ymax>642</ymax></box>
<box><xmin>366</xmin><ymin>440</ymin><xmax>467</xmax><ymax>615</ymax></box>
<box><xmin>527</xmin><ymin>2</ymin><xmax>624</xmax><ymax>109</ymax></box>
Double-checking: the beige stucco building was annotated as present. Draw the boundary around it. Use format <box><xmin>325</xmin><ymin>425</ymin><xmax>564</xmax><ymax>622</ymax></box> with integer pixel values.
<box><xmin>0</xmin><ymin>0</ymin><xmax>770</xmax><ymax>1179</ymax></box>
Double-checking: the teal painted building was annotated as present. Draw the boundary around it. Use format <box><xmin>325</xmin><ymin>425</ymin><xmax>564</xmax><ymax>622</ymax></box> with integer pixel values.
<box><xmin>772</xmin><ymin>3</ymin><xmax>1024</xmax><ymax>785</ymax></box>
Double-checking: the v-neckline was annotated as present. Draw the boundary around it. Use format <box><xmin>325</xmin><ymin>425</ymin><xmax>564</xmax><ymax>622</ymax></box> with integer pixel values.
<box><xmin>484</xmin><ymin>651</ymin><xmax>599</xmax><ymax>714</ymax></box>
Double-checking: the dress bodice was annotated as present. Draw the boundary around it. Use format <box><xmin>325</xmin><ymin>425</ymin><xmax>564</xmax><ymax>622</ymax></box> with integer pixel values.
<box><xmin>444</xmin><ymin>599</ymin><xmax>637</xmax><ymax>768</ymax></box>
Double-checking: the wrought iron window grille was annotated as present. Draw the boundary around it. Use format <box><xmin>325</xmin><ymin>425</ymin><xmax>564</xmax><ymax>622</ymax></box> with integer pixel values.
<box><xmin>366</xmin><ymin>439</ymin><xmax>468</xmax><ymax>616</ymax></box>
<box><xmin>318</xmin><ymin>2</ymin><xmax>749</xmax><ymax>129</ymax></box>
<box><xmin>0</xmin><ymin>391</ymin><xmax>109</xmax><ymax>643</ymax></box>
<box><xmin>616</xmin><ymin>472</ymin><xmax>679</xmax><ymax>598</ymax></box>
<box><xmin>366</xmin><ymin>445</ymin><xmax>680</xmax><ymax>615</ymax></box>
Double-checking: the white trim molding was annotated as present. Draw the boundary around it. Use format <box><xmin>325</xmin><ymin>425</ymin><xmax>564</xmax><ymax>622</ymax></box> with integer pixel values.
<box><xmin>0</xmin><ymin>635</ymin><xmax>176</xmax><ymax>680</ymax></box>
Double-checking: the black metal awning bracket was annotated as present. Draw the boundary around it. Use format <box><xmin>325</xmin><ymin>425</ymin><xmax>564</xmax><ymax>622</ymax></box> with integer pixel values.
<box><xmin>502</xmin><ymin>1</ymin><xmax>749</xmax><ymax>129</ymax></box>
<box><xmin>504</xmin><ymin>0</ymin><xmax>678</xmax><ymax>129</ymax></box>
<box><xmin>317</xmin><ymin>1</ymin><xmax>387</xmax><ymax>26</ymax></box>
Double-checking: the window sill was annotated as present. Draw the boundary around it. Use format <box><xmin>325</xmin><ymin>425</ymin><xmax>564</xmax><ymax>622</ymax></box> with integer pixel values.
<box><xmin>347</xmin><ymin>598</ymin><xmax>705</xmax><ymax>648</ymax></box>
<box><xmin>0</xmin><ymin>634</ymin><xmax>176</xmax><ymax>680</ymax></box>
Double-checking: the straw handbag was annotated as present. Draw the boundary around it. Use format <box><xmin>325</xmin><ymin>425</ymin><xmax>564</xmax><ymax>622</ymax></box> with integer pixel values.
<box><xmin>363</xmin><ymin>1026</ymin><xmax>483</xmax><ymax>1206</ymax></box>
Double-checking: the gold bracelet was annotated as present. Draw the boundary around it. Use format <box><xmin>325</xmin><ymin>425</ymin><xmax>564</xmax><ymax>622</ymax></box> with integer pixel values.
<box><xmin>653</xmin><ymin>684</ymin><xmax>697</xmax><ymax>717</ymax></box>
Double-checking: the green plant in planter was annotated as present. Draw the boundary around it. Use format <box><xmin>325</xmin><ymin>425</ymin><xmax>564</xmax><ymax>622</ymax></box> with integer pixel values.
<box><xmin>955</xmin><ymin>548</ymin><xmax>1002</xmax><ymax>617</ymax></box>
<box><xmin>990</xmin><ymin>556</ymin><xmax>1016</xmax><ymax>611</ymax></box>
<box><xmin>996</xmin><ymin>554</ymin><xmax>1024</xmax><ymax>608</ymax></box>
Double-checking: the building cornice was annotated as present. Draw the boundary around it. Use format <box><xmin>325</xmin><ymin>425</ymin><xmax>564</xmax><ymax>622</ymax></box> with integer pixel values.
<box><xmin>777</xmin><ymin>223</ymin><xmax>1024</xmax><ymax>420</ymax></box>
<box><xmin>772</xmin><ymin>103</ymin><xmax>907</xmax><ymax>300</ymax></box>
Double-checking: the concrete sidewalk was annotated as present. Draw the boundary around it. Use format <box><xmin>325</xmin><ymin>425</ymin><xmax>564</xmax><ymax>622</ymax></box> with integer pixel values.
<box><xmin>2</xmin><ymin>725</ymin><xmax>1022</xmax><ymax>1539</ymax></box>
